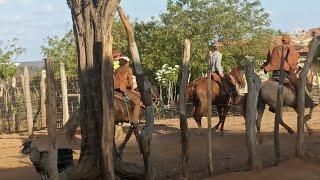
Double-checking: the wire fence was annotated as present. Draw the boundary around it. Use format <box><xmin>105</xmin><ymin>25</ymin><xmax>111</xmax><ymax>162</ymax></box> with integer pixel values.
<box><xmin>1</xmin><ymin>71</ymin><xmax>320</xmax><ymax>134</ymax></box>
<box><xmin>0</xmin><ymin>75</ymin><xmax>80</xmax><ymax>133</ymax></box>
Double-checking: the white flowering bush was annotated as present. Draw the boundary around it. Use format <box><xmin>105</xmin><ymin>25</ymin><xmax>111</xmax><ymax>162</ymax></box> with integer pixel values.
<box><xmin>155</xmin><ymin>64</ymin><xmax>180</xmax><ymax>86</ymax></box>
<box><xmin>155</xmin><ymin>64</ymin><xmax>180</xmax><ymax>107</ymax></box>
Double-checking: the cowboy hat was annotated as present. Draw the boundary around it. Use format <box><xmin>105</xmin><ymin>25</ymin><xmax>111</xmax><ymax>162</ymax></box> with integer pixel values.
<box><xmin>119</xmin><ymin>56</ymin><xmax>131</xmax><ymax>62</ymax></box>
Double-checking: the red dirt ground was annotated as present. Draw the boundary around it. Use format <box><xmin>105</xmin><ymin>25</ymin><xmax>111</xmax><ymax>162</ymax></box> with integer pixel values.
<box><xmin>1</xmin><ymin>107</ymin><xmax>320</xmax><ymax>179</ymax></box>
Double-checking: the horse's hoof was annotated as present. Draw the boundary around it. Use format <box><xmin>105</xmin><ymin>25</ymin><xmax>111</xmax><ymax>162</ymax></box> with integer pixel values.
<box><xmin>259</xmin><ymin>138</ymin><xmax>263</xmax><ymax>144</ymax></box>
<box><xmin>196</xmin><ymin>130</ymin><xmax>203</xmax><ymax>136</ymax></box>
<box><xmin>304</xmin><ymin>115</ymin><xmax>311</xmax><ymax>121</ymax></box>
<box><xmin>220</xmin><ymin>131</ymin><xmax>224</xmax><ymax>136</ymax></box>
<box><xmin>308</xmin><ymin>130</ymin><xmax>315</xmax><ymax>136</ymax></box>
<box><xmin>117</xmin><ymin>150</ymin><xmax>124</xmax><ymax>158</ymax></box>
<box><xmin>288</xmin><ymin>130</ymin><xmax>295</xmax><ymax>134</ymax></box>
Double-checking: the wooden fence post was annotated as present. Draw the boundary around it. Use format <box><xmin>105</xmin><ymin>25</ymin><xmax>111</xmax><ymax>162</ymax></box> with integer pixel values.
<box><xmin>296</xmin><ymin>36</ymin><xmax>320</xmax><ymax>158</ymax></box>
<box><xmin>207</xmin><ymin>52</ymin><xmax>214</xmax><ymax>174</ymax></box>
<box><xmin>118</xmin><ymin>6</ymin><xmax>155</xmax><ymax>180</ymax></box>
<box><xmin>45</xmin><ymin>58</ymin><xmax>59</xmax><ymax>179</ymax></box>
<box><xmin>179</xmin><ymin>39</ymin><xmax>191</xmax><ymax>178</ymax></box>
<box><xmin>245</xmin><ymin>60</ymin><xmax>262</xmax><ymax>170</ymax></box>
<box><xmin>274</xmin><ymin>46</ymin><xmax>286</xmax><ymax>163</ymax></box>
<box><xmin>40</xmin><ymin>70</ymin><xmax>46</xmax><ymax>128</ymax></box>
<box><xmin>24</xmin><ymin>67</ymin><xmax>34</xmax><ymax>137</ymax></box>
<box><xmin>60</xmin><ymin>63</ymin><xmax>69</xmax><ymax>125</ymax></box>
<box><xmin>11</xmin><ymin>77</ymin><xmax>17</xmax><ymax>132</ymax></box>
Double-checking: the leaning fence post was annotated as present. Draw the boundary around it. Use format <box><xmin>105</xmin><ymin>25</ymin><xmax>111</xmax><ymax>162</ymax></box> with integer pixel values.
<box><xmin>296</xmin><ymin>36</ymin><xmax>320</xmax><ymax>158</ymax></box>
<box><xmin>245</xmin><ymin>60</ymin><xmax>262</xmax><ymax>171</ymax></box>
<box><xmin>24</xmin><ymin>67</ymin><xmax>34</xmax><ymax>137</ymax></box>
<box><xmin>45</xmin><ymin>58</ymin><xmax>59</xmax><ymax>179</ymax></box>
<box><xmin>40</xmin><ymin>69</ymin><xmax>46</xmax><ymax>128</ymax></box>
<box><xmin>60</xmin><ymin>63</ymin><xmax>69</xmax><ymax>125</ymax></box>
<box><xmin>179</xmin><ymin>38</ymin><xmax>191</xmax><ymax>178</ymax></box>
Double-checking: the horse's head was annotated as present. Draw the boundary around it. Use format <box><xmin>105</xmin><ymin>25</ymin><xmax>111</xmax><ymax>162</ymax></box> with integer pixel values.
<box><xmin>229</xmin><ymin>67</ymin><xmax>246</xmax><ymax>88</ymax></box>
<box><xmin>225</xmin><ymin>67</ymin><xmax>245</xmax><ymax>104</ymax></box>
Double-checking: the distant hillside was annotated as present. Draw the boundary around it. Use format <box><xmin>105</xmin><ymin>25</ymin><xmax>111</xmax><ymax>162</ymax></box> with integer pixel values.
<box><xmin>17</xmin><ymin>61</ymin><xmax>44</xmax><ymax>77</ymax></box>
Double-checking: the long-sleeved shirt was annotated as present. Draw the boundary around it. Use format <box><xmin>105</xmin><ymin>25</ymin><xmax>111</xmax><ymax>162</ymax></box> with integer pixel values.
<box><xmin>209</xmin><ymin>50</ymin><xmax>224</xmax><ymax>77</ymax></box>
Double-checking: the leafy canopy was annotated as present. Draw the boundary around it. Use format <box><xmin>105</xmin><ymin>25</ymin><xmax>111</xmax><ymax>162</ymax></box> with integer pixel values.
<box><xmin>41</xmin><ymin>30</ymin><xmax>77</xmax><ymax>76</ymax></box>
<box><xmin>135</xmin><ymin>0</ymin><xmax>275</xmax><ymax>78</ymax></box>
<box><xmin>0</xmin><ymin>38</ymin><xmax>25</xmax><ymax>79</ymax></box>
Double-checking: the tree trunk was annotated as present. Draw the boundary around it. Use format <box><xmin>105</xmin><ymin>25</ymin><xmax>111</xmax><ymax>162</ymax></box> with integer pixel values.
<box><xmin>118</xmin><ymin>6</ymin><xmax>156</xmax><ymax>180</ymax></box>
<box><xmin>245</xmin><ymin>61</ymin><xmax>262</xmax><ymax>171</ymax></box>
<box><xmin>24</xmin><ymin>67</ymin><xmax>34</xmax><ymax>137</ymax></box>
<box><xmin>40</xmin><ymin>70</ymin><xmax>47</xmax><ymax>128</ymax></box>
<box><xmin>274</xmin><ymin>46</ymin><xmax>286</xmax><ymax>163</ymax></box>
<box><xmin>67</xmin><ymin>1</ymin><xmax>142</xmax><ymax>179</ymax></box>
<box><xmin>296</xmin><ymin>36</ymin><xmax>320</xmax><ymax>158</ymax></box>
<box><xmin>45</xmin><ymin>58</ymin><xmax>59</xmax><ymax>180</ymax></box>
<box><xmin>179</xmin><ymin>39</ymin><xmax>190</xmax><ymax>178</ymax></box>
<box><xmin>60</xmin><ymin>63</ymin><xmax>69</xmax><ymax>125</ymax></box>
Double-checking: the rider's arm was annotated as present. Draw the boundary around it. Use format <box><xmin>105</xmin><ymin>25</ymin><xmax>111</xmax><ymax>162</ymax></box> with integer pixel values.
<box><xmin>216</xmin><ymin>53</ymin><xmax>224</xmax><ymax>77</ymax></box>
<box><xmin>127</xmin><ymin>68</ymin><xmax>134</xmax><ymax>90</ymax></box>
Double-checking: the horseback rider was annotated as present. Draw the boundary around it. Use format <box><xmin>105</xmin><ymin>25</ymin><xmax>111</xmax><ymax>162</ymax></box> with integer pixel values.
<box><xmin>114</xmin><ymin>56</ymin><xmax>142</xmax><ymax>127</ymax></box>
<box><xmin>113</xmin><ymin>48</ymin><xmax>122</xmax><ymax>71</ymax></box>
<box><xmin>262</xmin><ymin>34</ymin><xmax>300</xmax><ymax>92</ymax></box>
<box><xmin>208</xmin><ymin>41</ymin><xmax>229</xmax><ymax>96</ymax></box>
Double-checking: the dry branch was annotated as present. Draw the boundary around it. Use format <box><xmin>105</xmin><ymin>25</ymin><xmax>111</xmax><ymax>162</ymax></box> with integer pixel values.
<box><xmin>118</xmin><ymin>6</ymin><xmax>156</xmax><ymax>180</ymax></box>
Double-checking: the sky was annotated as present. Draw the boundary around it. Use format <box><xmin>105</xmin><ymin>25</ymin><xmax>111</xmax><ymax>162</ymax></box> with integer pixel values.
<box><xmin>0</xmin><ymin>0</ymin><xmax>319</xmax><ymax>62</ymax></box>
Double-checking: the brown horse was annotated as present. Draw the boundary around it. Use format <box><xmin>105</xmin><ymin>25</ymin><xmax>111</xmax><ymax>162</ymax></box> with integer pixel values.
<box><xmin>187</xmin><ymin>68</ymin><xmax>245</xmax><ymax>135</ymax></box>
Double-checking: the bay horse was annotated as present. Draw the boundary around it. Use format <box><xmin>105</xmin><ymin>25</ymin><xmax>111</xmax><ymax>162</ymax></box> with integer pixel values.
<box><xmin>186</xmin><ymin>67</ymin><xmax>246</xmax><ymax>135</ymax></box>
<box><xmin>244</xmin><ymin>68</ymin><xmax>317</xmax><ymax>143</ymax></box>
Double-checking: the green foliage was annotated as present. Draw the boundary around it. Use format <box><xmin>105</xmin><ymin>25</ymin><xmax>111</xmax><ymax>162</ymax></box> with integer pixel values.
<box><xmin>134</xmin><ymin>0</ymin><xmax>275</xmax><ymax>79</ymax></box>
<box><xmin>41</xmin><ymin>30</ymin><xmax>77</xmax><ymax>76</ymax></box>
<box><xmin>0</xmin><ymin>38</ymin><xmax>25</xmax><ymax>79</ymax></box>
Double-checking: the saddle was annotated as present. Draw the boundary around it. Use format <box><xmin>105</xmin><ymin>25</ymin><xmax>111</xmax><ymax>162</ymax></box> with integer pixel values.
<box><xmin>114</xmin><ymin>90</ymin><xmax>145</xmax><ymax>108</ymax></box>
<box><xmin>270</xmin><ymin>76</ymin><xmax>295</xmax><ymax>91</ymax></box>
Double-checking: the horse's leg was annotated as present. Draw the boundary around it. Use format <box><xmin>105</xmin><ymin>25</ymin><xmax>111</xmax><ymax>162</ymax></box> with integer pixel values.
<box><xmin>193</xmin><ymin>102</ymin><xmax>202</xmax><ymax>128</ymax></box>
<box><xmin>304</xmin><ymin>107</ymin><xmax>315</xmax><ymax>135</ymax></box>
<box><xmin>132</xmin><ymin>123</ymin><xmax>143</xmax><ymax>154</ymax></box>
<box><xmin>279</xmin><ymin>120</ymin><xmax>294</xmax><ymax>134</ymax></box>
<box><xmin>256</xmin><ymin>101</ymin><xmax>265</xmax><ymax>144</ymax></box>
<box><xmin>216</xmin><ymin>105</ymin><xmax>229</xmax><ymax>136</ymax></box>
<box><xmin>118</xmin><ymin>125</ymin><xmax>134</xmax><ymax>156</ymax></box>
